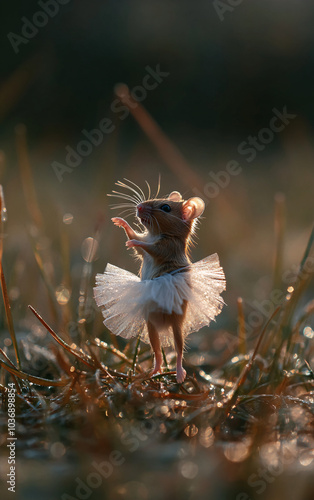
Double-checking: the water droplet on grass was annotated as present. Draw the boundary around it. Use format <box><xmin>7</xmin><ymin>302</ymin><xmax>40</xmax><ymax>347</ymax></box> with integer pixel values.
<box><xmin>55</xmin><ymin>285</ymin><xmax>71</xmax><ymax>305</ymax></box>
<box><xmin>81</xmin><ymin>237</ymin><xmax>99</xmax><ymax>262</ymax></box>
<box><xmin>180</xmin><ymin>460</ymin><xmax>198</xmax><ymax>479</ymax></box>
<box><xmin>50</xmin><ymin>441</ymin><xmax>66</xmax><ymax>458</ymax></box>
<box><xmin>63</xmin><ymin>213</ymin><xmax>73</xmax><ymax>224</ymax></box>
<box><xmin>303</xmin><ymin>326</ymin><xmax>314</xmax><ymax>339</ymax></box>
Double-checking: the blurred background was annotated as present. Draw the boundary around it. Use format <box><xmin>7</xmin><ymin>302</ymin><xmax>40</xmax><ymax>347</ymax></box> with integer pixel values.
<box><xmin>1</xmin><ymin>0</ymin><xmax>313</xmax><ymax>309</ymax></box>
<box><xmin>1</xmin><ymin>1</ymin><xmax>313</xmax><ymax>293</ymax></box>
<box><xmin>0</xmin><ymin>1</ymin><xmax>314</xmax><ymax>498</ymax></box>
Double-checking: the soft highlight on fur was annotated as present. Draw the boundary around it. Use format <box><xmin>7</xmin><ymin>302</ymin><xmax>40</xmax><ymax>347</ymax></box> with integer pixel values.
<box><xmin>96</xmin><ymin>178</ymin><xmax>225</xmax><ymax>383</ymax></box>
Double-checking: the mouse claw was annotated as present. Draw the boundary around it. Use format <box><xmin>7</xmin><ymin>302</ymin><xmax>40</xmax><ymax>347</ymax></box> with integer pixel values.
<box><xmin>126</xmin><ymin>239</ymin><xmax>141</xmax><ymax>248</ymax></box>
<box><xmin>112</xmin><ymin>217</ymin><xmax>125</xmax><ymax>227</ymax></box>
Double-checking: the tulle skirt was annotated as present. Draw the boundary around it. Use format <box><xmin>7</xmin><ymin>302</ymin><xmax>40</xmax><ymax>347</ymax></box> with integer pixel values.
<box><xmin>94</xmin><ymin>254</ymin><xmax>226</xmax><ymax>347</ymax></box>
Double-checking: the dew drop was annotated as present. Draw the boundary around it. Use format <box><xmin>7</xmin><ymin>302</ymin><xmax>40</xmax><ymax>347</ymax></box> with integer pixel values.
<box><xmin>184</xmin><ymin>424</ymin><xmax>198</xmax><ymax>438</ymax></box>
<box><xmin>50</xmin><ymin>441</ymin><xmax>66</xmax><ymax>459</ymax></box>
<box><xmin>180</xmin><ymin>460</ymin><xmax>198</xmax><ymax>479</ymax></box>
<box><xmin>199</xmin><ymin>426</ymin><xmax>214</xmax><ymax>448</ymax></box>
<box><xmin>303</xmin><ymin>326</ymin><xmax>314</xmax><ymax>339</ymax></box>
<box><xmin>1</xmin><ymin>207</ymin><xmax>7</xmax><ymax>222</ymax></box>
<box><xmin>81</xmin><ymin>237</ymin><xmax>99</xmax><ymax>262</ymax></box>
<box><xmin>0</xmin><ymin>186</ymin><xmax>7</xmax><ymax>222</ymax></box>
<box><xmin>224</xmin><ymin>441</ymin><xmax>250</xmax><ymax>463</ymax></box>
<box><xmin>9</xmin><ymin>287</ymin><xmax>20</xmax><ymax>301</ymax></box>
<box><xmin>55</xmin><ymin>285</ymin><xmax>71</xmax><ymax>305</ymax></box>
<box><xmin>63</xmin><ymin>213</ymin><xmax>73</xmax><ymax>225</ymax></box>
<box><xmin>299</xmin><ymin>452</ymin><xmax>314</xmax><ymax>467</ymax></box>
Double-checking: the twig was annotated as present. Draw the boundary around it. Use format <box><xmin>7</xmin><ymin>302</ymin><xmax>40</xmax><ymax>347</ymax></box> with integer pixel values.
<box><xmin>29</xmin><ymin>305</ymin><xmax>96</xmax><ymax>369</ymax></box>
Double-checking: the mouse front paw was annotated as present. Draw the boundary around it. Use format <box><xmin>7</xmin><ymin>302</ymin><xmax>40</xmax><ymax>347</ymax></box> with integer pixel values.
<box><xmin>112</xmin><ymin>217</ymin><xmax>127</xmax><ymax>228</ymax></box>
<box><xmin>126</xmin><ymin>239</ymin><xmax>141</xmax><ymax>248</ymax></box>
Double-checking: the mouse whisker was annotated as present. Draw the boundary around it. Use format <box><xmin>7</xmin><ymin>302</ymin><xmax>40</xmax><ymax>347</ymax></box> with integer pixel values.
<box><xmin>123</xmin><ymin>178</ymin><xmax>146</xmax><ymax>202</ymax></box>
<box><xmin>145</xmin><ymin>180</ymin><xmax>151</xmax><ymax>201</ymax></box>
<box><xmin>119</xmin><ymin>178</ymin><xmax>146</xmax><ymax>203</ymax></box>
<box><xmin>110</xmin><ymin>190</ymin><xmax>139</xmax><ymax>203</ymax></box>
<box><xmin>108</xmin><ymin>191</ymin><xmax>138</xmax><ymax>204</ymax></box>
<box><xmin>154</xmin><ymin>174</ymin><xmax>161</xmax><ymax>199</ymax></box>
<box><xmin>114</xmin><ymin>183</ymin><xmax>142</xmax><ymax>205</ymax></box>
<box><xmin>115</xmin><ymin>208</ymin><xmax>135</xmax><ymax>218</ymax></box>
<box><xmin>151</xmin><ymin>213</ymin><xmax>161</xmax><ymax>234</ymax></box>
<box><xmin>143</xmin><ymin>213</ymin><xmax>154</xmax><ymax>232</ymax></box>
<box><xmin>109</xmin><ymin>207</ymin><xmax>136</xmax><ymax>217</ymax></box>
<box><xmin>109</xmin><ymin>201</ymin><xmax>135</xmax><ymax>207</ymax></box>
<box><xmin>134</xmin><ymin>222</ymin><xmax>144</xmax><ymax>232</ymax></box>
<box><xmin>109</xmin><ymin>202</ymin><xmax>136</xmax><ymax>209</ymax></box>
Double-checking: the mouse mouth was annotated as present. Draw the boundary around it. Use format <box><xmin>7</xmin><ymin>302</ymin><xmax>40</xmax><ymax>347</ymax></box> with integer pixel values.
<box><xmin>137</xmin><ymin>206</ymin><xmax>152</xmax><ymax>226</ymax></box>
<box><xmin>137</xmin><ymin>212</ymin><xmax>152</xmax><ymax>226</ymax></box>
<box><xmin>139</xmin><ymin>216</ymin><xmax>150</xmax><ymax>225</ymax></box>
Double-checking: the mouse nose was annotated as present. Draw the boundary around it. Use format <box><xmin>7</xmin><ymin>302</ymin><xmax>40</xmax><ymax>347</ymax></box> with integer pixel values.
<box><xmin>137</xmin><ymin>203</ymin><xmax>145</xmax><ymax>212</ymax></box>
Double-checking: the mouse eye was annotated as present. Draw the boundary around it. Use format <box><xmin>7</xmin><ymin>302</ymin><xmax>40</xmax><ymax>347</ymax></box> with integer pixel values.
<box><xmin>160</xmin><ymin>204</ymin><xmax>171</xmax><ymax>213</ymax></box>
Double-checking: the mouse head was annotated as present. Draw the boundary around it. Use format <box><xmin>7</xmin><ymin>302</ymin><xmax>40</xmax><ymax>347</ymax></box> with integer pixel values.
<box><xmin>137</xmin><ymin>191</ymin><xmax>205</xmax><ymax>238</ymax></box>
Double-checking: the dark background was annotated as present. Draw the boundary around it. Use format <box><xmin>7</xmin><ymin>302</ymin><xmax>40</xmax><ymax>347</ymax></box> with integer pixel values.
<box><xmin>2</xmin><ymin>1</ymin><xmax>314</xmax><ymax>138</ymax></box>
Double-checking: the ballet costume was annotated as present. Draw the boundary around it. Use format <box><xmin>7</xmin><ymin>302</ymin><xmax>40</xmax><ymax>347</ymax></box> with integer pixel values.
<box><xmin>94</xmin><ymin>253</ymin><xmax>226</xmax><ymax>348</ymax></box>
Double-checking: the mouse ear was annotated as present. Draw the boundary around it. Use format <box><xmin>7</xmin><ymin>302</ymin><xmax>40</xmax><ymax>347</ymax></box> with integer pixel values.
<box><xmin>182</xmin><ymin>197</ymin><xmax>205</xmax><ymax>220</ymax></box>
<box><xmin>168</xmin><ymin>191</ymin><xmax>182</xmax><ymax>202</ymax></box>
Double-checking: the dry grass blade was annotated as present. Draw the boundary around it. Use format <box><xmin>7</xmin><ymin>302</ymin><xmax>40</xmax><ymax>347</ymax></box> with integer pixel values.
<box><xmin>300</xmin><ymin>224</ymin><xmax>314</xmax><ymax>274</ymax></box>
<box><xmin>237</xmin><ymin>297</ymin><xmax>246</xmax><ymax>355</ymax></box>
<box><xmin>148</xmin><ymin>390</ymin><xmax>209</xmax><ymax>401</ymax></box>
<box><xmin>0</xmin><ymin>186</ymin><xmax>20</xmax><ymax>368</ymax></box>
<box><xmin>273</xmin><ymin>193</ymin><xmax>286</xmax><ymax>289</ymax></box>
<box><xmin>78</xmin><ymin>225</ymin><xmax>102</xmax><ymax>342</ymax></box>
<box><xmin>29</xmin><ymin>236</ymin><xmax>59</xmax><ymax>322</ymax></box>
<box><xmin>132</xmin><ymin>335</ymin><xmax>142</xmax><ymax>374</ymax></box>
<box><xmin>92</xmin><ymin>338</ymin><xmax>143</xmax><ymax>373</ymax></box>
<box><xmin>28</xmin><ymin>305</ymin><xmax>96</xmax><ymax>369</ymax></box>
<box><xmin>0</xmin><ymin>185</ymin><xmax>6</xmax><ymax>260</ymax></box>
<box><xmin>276</xmin><ymin>225</ymin><xmax>314</xmax><ymax>336</ymax></box>
<box><xmin>284</xmin><ymin>299</ymin><xmax>314</xmax><ymax>367</ymax></box>
<box><xmin>0</xmin><ymin>348</ymin><xmax>22</xmax><ymax>393</ymax></box>
<box><xmin>0</xmin><ymin>358</ymin><xmax>70</xmax><ymax>387</ymax></box>
<box><xmin>59</xmin><ymin>224</ymin><xmax>73</xmax><ymax>331</ymax></box>
<box><xmin>85</xmin><ymin>344</ymin><xmax>111</xmax><ymax>378</ymax></box>
<box><xmin>226</xmin><ymin>306</ymin><xmax>281</xmax><ymax>407</ymax></box>
<box><xmin>0</xmin><ymin>151</ymin><xmax>6</xmax><ymax>181</ymax></box>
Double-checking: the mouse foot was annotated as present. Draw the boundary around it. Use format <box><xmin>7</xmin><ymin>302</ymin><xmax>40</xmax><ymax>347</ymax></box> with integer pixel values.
<box><xmin>150</xmin><ymin>365</ymin><xmax>163</xmax><ymax>377</ymax></box>
<box><xmin>176</xmin><ymin>366</ymin><xmax>186</xmax><ymax>384</ymax></box>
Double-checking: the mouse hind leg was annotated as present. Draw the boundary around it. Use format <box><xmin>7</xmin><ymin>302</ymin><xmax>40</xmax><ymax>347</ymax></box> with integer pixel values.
<box><xmin>172</xmin><ymin>303</ymin><xmax>187</xmax><ymax>383</ymax></box>
<box><xmin>173</xmin><ymin>323</ymin><xmax>186</xmax><ymax>384</ymax></box>
<box><xmin>147</xmin><ymin>319</ymin><xmax>163</xmax><ymax>376</ymax></box>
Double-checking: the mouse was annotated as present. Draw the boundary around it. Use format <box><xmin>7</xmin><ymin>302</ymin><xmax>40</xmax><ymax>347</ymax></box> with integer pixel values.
<box><xmin>94</xmin><ymin>179</ymin><xmax>226</xmax><ymax>383</ymax></box>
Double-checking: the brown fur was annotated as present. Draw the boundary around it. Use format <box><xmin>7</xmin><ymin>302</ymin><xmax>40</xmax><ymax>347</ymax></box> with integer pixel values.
<box><xmin>134</xmin><ymin>197</ymin><xmax>200</xmax><ymax>278</ymax></box>
<box><xmin>111</xmin><ymin>186</ymin><xmax>205</xmax><ymax>383</ymax></box>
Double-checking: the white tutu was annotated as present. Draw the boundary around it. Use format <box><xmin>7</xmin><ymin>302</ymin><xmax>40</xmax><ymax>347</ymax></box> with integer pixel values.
<box><xmin>94</xmin><ymin>254</ymin><xmax>226</xmax><ymax>347</ymax></box>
